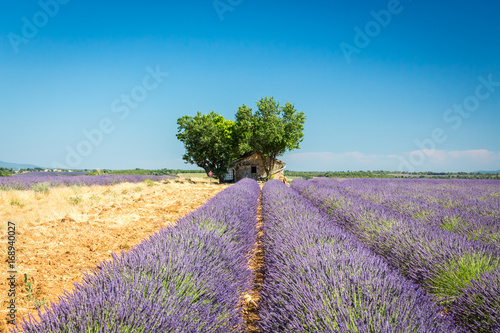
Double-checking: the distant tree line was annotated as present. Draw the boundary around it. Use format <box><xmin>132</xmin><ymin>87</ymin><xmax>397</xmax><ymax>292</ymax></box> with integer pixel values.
<box><xmin>285</xmin><ymin>170</ymin><xmax>394</xmax><ymax>179</ymax></box>
<box><xmin>85</xmin><ymin>168</ymin><xmax>205</xmax><ymax>176</ymax></box>
<box><xmin>17</xmin><ymin>167</ymin><xmax>44</xmax><ymax>173</ymax></box>
<box><xmin>285</xmin><ymin>170</ymin><xmax>500</xmax><ymax>180</ymax></box>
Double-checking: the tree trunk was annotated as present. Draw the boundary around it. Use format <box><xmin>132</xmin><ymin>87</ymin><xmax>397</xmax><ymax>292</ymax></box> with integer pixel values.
<box><xmin>199</xmin><ymin>165</ymin><xmax>210</xmax><ymax>176</ymax></box>
<box><xmin>269</xmin><ymin>154</ymin><xmax>276</xmax><ymax>179</ymax></box>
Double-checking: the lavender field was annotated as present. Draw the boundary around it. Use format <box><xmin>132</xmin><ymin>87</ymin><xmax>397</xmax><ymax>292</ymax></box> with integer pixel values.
<box><xmin>259</xmin><ymin>180</ymin><xmax>460</xmax><ymax>332</ymax></box>
<box><xmin>13</xmin><ymin>179</ymin><xmax>260</xmax><ymax>332</ymax></box>
<box><xmin>11</xmin><ymin>178</ymin><xmax>500</xmax><ymax>332</ymax></box>
<box><xmin>0</xmin><ymin>172</ymin><xmax>174</xmax><ymax>190</ymax></box>
<box><xmin>292</xmin><ymin>178</ymin><xmax>500</xmax><ymax>332</ymax></box>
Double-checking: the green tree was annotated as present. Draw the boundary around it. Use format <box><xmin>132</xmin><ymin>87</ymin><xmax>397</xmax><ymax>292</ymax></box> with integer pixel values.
<box><xmin>176</xmin><ymin>111</ymin><xmax>234</xmax><ymax>182</ymax></box>
<box><xmin>0</xmin><ymin>168</ymin><xmax>12</xmax><ymax>177</ymax></box>
<box><xmin>232</xmin><ymin>104</ymin><xmax>253</xmax><ymax>157</ymax></box>
<box><xmin>234</xmin><ymin>97</ymin><xmax>306</xmax><ymax>179</ymax></box>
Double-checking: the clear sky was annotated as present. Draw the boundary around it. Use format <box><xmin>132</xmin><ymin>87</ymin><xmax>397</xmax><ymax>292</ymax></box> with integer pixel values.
<box><xmin>1</xmin><ymin>0</ymin><xmax>499</xmax><ymax>172</ymax></box>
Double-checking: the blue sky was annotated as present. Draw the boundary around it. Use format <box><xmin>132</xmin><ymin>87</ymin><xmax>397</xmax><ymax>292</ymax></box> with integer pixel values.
<box><xmin>1</xmin><ymin>0</ymin><xmax>499</xmax><ymax>172</ymax></box>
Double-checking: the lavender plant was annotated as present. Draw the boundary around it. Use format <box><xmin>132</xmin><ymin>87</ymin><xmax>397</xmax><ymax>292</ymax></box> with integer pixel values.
<box><xmin>450</xmin><ymin>267</ymin><xmax>500</xmax><ymax>332</ymax></box>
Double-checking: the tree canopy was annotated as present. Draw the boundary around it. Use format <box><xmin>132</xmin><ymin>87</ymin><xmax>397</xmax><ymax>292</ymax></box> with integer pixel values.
<box><xmin>176</xmin><ymin>97</ymin><xmax>306</xmax><ymax>181</ymax></box>
<box><xmin>234</xmin><ymin>97</ymin><xmax>306</xmax><ymax>178</ymax></box>
<box><xmin>176</xmin><ymin>111</ymin><xmax>235</xmax><ymax>181</ymax></box>
<box><xmin>0</xmin><ymin>168</ymin><xmax>13</xmax><ymax>177</ymax></box>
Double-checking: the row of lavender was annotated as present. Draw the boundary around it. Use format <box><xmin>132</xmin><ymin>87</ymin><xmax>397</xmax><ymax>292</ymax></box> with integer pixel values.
<box><xmin>292</xmin><ymin>178</ymin><xmax>500</xmax><ymax>332</ymax></box>
<box><xmin>259</xmin><ymin>180</ymin><xmax>461</xmax><ymax>332</ymax></box>
<box><xmin>319</xmin><ymin>178</ymin><xmax>500</xmax><ymax>249</ymax></box>
<box><xmin>13</xmin><ymin>178</ymin><xmax>260</xmax><ymax>332</ymax></box>
<box><xmin>0</xmin><ymin>173</ymin><xmax>175</xmax><ymax>190</ymax></box>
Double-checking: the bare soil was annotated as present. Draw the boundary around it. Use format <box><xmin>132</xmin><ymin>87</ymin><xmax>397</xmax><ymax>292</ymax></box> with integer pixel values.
<box><xmin>0</xmin><ymin>178</ymin><xmax>230</xmax><ymax>331</ymax></box>
<box><xmin>242</xmin><ymin>187</ymin><xmax>264</xmax><ymax>333</ymax></box>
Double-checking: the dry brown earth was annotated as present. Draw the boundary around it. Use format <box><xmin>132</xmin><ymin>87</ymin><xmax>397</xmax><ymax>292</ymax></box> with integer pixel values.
<box><xmin>0</xmin><ymin>178</ymin><xmax>230</xmax><ymax>331</ymax></box>
<box><xmin>242</xmin><ymin>188</ymin><xmax>264</xmax><ymax>333</ymax></box>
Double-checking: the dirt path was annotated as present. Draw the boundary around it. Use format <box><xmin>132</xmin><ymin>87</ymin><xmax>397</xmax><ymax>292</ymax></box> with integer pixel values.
<box><xmin>0</xmin><ymin>179</ymin><xmax>229</xmax><ymax>331</ymax></box>
<box><xmin>242</xmin><ymin>188</ymin><xmax>264</xmax><ymax>333</ymax></box>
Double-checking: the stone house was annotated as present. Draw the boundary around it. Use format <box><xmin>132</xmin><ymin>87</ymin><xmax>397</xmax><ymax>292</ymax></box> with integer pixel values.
<box><xmin>225</xmin><ymin>152</ymin><xmax>286</xmax><ymax>182</ymax></box>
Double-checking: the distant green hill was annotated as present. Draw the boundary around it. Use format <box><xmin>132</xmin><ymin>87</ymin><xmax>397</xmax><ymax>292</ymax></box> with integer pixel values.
<box><xmin>0</xmin><ymin>160</ymin><xmax>41</xmax><ymax>169</ymax></box>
